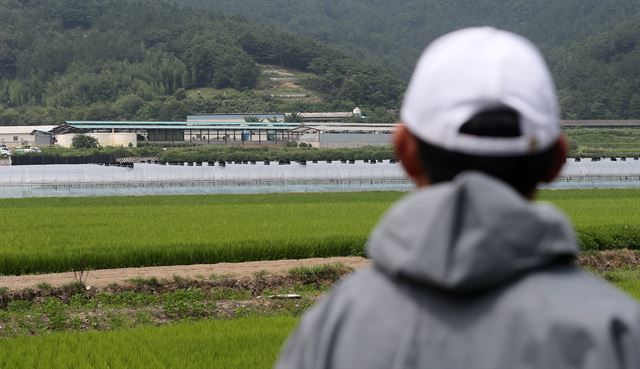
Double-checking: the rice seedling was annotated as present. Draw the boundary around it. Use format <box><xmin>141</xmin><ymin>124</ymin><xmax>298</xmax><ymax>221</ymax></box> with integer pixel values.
<box><xmin>0</xmin><ymin>189</ymin><xmax>639</xmax><ymax>275</ymax></box>
<box><xmin>0</xmin><ymin>192</ymin><xmax>400</xmax><ymax>275</ymax></box>
<box><xmin>0</xmin><ymin>316</ymin><xmax>298</xmax><ymax>369</ymax></box>
<box><xmin>538</xmin><ymin>189</ymin><xmax>640</xmax><ymax>250</ymax></box>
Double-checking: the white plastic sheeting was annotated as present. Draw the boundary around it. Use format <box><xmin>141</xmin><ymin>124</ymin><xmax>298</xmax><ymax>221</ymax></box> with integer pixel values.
<box><xmin>0</xmin><ymin>161</ymin><xmax>412</xmax><ymax>198</ymax></box>
<box><xmin>560</xmin><ymin>158</ymin><xmax>640</xmax><ymax>178</ymax></box>
<box><xmin>1</xmin><ymin>158</ymin><xmax>640</xmax><ymax>198</ymax></box>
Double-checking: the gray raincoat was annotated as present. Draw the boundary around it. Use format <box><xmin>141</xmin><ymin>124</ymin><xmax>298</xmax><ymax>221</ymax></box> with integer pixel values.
<box><xmin>276</xmin><ymin>172</ymin><xmax>640</xmax><ymax>369</ymax></box>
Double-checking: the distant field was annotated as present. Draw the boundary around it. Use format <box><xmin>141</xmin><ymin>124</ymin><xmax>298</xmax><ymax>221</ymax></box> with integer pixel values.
<box><xmin>538</xmin><ymin>189</ymin><xmax>640</xmax><ymax>250</ymax></box>
<box><xmin>0</xmin><ymin>316</ymin><xmax>298</xmax><ymax>369</ymax></box>
<box><xmin>0</xmin><ymin>193</ymin><xmax>399</xmax><ymax>275</ymax></box>
<box><xmin>564</xmin><ymin>127</ymin><xmax>640</xmax><ymax>157</ymax></box>
<box><xmin>1</xmin><ymin>189</ymin><xmax>640</xmax><ymax>275</ymax></box>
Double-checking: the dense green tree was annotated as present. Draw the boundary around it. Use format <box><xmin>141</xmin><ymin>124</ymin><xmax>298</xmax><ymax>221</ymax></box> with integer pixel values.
<box><xmin>72</xmin><ymin>134</ymin><xmax>99</xmax><ymax>149</ymax></box>
<box><xmin>0</xmin><ymin>34</ymin><xmax>16</xmax><ymax>79</ymax></box>
<box><xmin>244</xmin><ymin>116</ymin><xmax>263</xmax><ymax>122</ymax></box>
<box><xmin>114</xmin><ymin>94</ymin><xmax>145</xmax><ymax>118</ymax></box>
<box><xmin>284</xmin><ymin>112</ymin><xmax>304</xmax><ymax>123</ymax></box>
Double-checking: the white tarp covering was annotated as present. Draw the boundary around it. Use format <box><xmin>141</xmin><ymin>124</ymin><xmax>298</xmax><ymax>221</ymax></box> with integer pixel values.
<box><xmin>1</xmin><ymin>158</ymin><xmax>640</xmax><ymax>198</ymax></box>
<box><xmin>0</xmin><ymin>161</ymin><xmax>411</xmax><ymax>198</ymax></box>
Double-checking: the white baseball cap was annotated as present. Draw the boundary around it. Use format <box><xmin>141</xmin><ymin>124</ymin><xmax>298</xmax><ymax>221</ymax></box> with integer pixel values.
<box><xmin>401</xmin><ymin>27</ymin><xmax>560</xmax><ymax>156</ymax></box>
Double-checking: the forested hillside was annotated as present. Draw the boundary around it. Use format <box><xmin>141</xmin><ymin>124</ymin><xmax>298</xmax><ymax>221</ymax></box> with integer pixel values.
<box><xmin>1</xmin><ymin>0</ymin><xmax>639</xmax><ymax>123</ymax></box>
<box><xmin>551</xmin><ymin>16</ymin><xmax>640</xmax><ymax>119</ymax></box>
<box><xmin>0</xmin><ymin>0</ymin><xmax>402</xmax><ymax>125</ymax></box>
<box><xmin>183</xmin><ymin>0</ymin><xmax>640</xmax><ymax>119</ymax></box>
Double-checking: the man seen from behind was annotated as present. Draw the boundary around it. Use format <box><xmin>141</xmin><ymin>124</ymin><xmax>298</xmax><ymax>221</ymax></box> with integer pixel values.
<box><xmin>275</xmin><ymin>27</ymin><xmax>640</xmax><ymax>369</ymax></box>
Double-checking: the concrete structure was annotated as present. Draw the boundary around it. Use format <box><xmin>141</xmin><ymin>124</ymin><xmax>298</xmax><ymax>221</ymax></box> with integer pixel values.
<box><xmin>30</xmin><ymin>129</ymin><xmax>56</xmax><ymax>147</ymax></box>
<box><xmin>300</xmin><ymin>133</ymin><xmax>392</xmax><ymax>148</ymax></box>
<box><xmin>55</xmin><ymin>132</ymin><xmax>137</xmax><ymax>148</ymax></box>
<box><xmin>0</xmin><ymin>126</ymin><xmax>56</xmax><ymax>148</ymax></box>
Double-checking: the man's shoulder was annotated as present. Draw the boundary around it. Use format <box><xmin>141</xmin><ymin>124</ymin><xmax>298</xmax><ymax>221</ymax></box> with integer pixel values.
<box><xmin>280</xmin><ymin>264</ymin><xmax>640</xmax><ymax>369</ymax></box>
<box><xmin>503</xmin><ymin>266</ymin><xmax>640</xmax><ymax>321</ymax></box>
<box><xmin>329</xmin><ymin>264</ymin><xmax>640</xmax><ymax>323</ymax></box>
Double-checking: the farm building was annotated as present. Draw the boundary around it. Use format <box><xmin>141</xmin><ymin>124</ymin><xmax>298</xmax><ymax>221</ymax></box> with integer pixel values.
<box><xmin>52</xmin><ymin>121</ymin><xmax>311</xmax><ymax>147</ymax></box>
<box><xmin>50</xmin><ymin>121</ymin><xmax>397</xmax><ymax>148</ymax></box>
<box><xmin>40</xmin><ymin>118</ymin><xmax>640</xmax><ymax>149</ymax></box>
<box><xmin>55</xmin><ymin>132</ymin><xmax>138</xmax><ymax>148</ymax></box>
<box><xmin>0</xmin><ymin>125</ymin><xmax>56</xmax><ymax>148</ymax></box>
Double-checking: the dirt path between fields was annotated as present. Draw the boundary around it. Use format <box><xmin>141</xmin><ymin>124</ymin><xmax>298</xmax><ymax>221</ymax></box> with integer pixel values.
<box><xmin>2</xmin><ymin>249</ymin><xmax>639</xmax><ymax>292</ymax></box>
<box><xmin>0</xmin><ymin>257</ymin><xmax>370</xmax><ymax>291</ymax></box>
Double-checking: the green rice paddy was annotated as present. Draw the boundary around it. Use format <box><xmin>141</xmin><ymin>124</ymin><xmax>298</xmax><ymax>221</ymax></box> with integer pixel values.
<box><xmin>0</xmin><ymin>189</ymin><xmax>639</xmax><ymax>275</ymax></box>
<box><xmin>0</xmin><ymin>316</ymin><xmax>298</xmax><ymax>369</ymax></box>
<box><xmin>0</xmin><ymin>193</ymin><xmax>398</xmax><ymax>275</ymax></box>
<box><xmin>564</xmin><ymin>127</ymin><xmax>640</xmax><ymax>157</ymax></box>
<box><xmin>538</xmin><ymin>189</ymin><xmax>640</xmax><ymax>250</ymax></box>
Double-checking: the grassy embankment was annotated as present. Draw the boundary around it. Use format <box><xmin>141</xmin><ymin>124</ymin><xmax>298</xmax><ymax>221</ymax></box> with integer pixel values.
<box><xmin>0</xmin><ymin>263</ymin><xmax>348</xmax><ymax>338</ymax></box>
<box><xmin>1</xmin><ymin>190</ymin><xmax>640</xmax><ymax>275</ymax></box>
<box><xmin>0</xmin><ymin>269</ymin><xmax>638</xmax><ymax>369</ymax></box>
<box><xmin>0</xmin><ymin>264</ymin><xmax>346</xmax><ymax>367</ymax></box>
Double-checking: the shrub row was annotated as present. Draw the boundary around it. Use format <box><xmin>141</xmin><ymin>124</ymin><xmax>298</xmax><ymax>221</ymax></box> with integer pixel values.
<box><xmin>158</xmin><ymin>146</ymin><xmax>395</xmax><ymax>163</ymax></box>
<box><xmin>21</xmin><ymin>146</ymin><xmax>394</xmax><ymax>165</ymax></box>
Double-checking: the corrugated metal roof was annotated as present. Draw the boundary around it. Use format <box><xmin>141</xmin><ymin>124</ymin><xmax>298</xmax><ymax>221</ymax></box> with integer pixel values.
<box><xmin>66</xmin><ymin>121</ymin><xmax>188</xmax><ymax>125</ymax></box>
<box><xmin>0</xmin><ymin>125</ymin><xmax>57</xmax><ymax>134</ymax></box>
<box><xmin>57</xmin><ymin>124</ymin><xmax>297</xmax><ymax>131</ymax></box>
<box><xmin>54</xmin><ymin>121</ymin><xmax>393</xmax><ymax>134</ymax></box>
<box><xmin>64</xmin><ymin>121</ymin><xmax>299</xmax><ymax>127</ymax></box>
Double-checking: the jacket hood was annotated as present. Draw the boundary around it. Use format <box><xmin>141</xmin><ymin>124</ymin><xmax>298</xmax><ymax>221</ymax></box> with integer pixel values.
<box><xmin>367</xmin><ymin>172</ymin><xmax>578</xmax><ymax>291</ymax></box>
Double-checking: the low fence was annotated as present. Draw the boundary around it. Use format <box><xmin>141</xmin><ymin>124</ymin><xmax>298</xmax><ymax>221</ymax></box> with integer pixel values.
<box><xmin>9</xmin><ymin>153</ymin><xmax>119</xmax><ymax>165</ymax></box>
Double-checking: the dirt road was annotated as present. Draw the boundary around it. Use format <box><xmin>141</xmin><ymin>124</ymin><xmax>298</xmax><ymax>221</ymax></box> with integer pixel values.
<box><xmin>0</xmin><ymin>257</ymin><xmax>370</xmax><ymax>291</ymax></box>
<box><xmin>1</xmin><ymin>249</ymin><xmax>637</xmax><ymax>292</ymax></box>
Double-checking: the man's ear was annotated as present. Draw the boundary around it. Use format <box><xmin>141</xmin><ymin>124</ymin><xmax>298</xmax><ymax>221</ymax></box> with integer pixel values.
<box><xmin>394</xmin><ymin>123</ymin><xmax>429</xmax><ymax>186</ymax></box>
<box><xmin>541</xmin><ymin>134</ymin><xmax>568</xmax><ymax>183</ymax></box>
